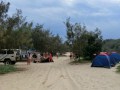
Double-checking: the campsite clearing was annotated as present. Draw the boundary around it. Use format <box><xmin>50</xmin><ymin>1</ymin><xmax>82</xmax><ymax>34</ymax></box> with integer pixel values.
<box><xmin>0</xmin><ymin>56</ymin><xmax>120</xmax><ymax>90</ymax></box>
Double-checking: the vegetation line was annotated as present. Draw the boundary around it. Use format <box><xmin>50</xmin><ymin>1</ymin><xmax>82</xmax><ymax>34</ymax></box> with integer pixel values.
<box><xmin>117</xmin><ymin>65</ymin><xmax>120</xmax><ymax>73</ymax></box>
<box><xmin>0</xmin><ymin>65</ymin><xmax>17</xmax><ymax>74</ymax></box>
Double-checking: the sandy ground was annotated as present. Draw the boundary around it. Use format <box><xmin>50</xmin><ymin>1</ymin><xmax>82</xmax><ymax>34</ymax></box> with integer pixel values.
<box><xmin>0</xmin><ymin>56</ymin><xmax>120</xmax><ymax>90</ymax></box>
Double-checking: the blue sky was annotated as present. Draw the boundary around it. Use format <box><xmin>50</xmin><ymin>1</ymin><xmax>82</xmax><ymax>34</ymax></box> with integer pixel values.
<box><xmin>4</xmin><ymin>0</ymin><xmax>120</xmax><ymax>40</ymax></box>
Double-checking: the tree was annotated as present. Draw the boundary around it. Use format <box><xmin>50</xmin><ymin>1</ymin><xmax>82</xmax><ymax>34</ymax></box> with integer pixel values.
<box><xmin>0</xmin><ymin>1</ymin><xmax>33</xmax><ymax>49</ymax></box>
<box><xmin>65</xmin><ymin>18</ymin><xmax>88</xmax><ymax>56</ymax></box>
<box><xmin>0</xmin><ymin>1</ymin><xmax>68</xmax><ymax>53</ymax></box>
<box><xmin>0</xmin><ymin>1</ymin><xmax>10</xmax><ymax>49</ymax></box>
<box><xmin>32</xmin><ymin>24</ymin><xmax>48</xmax><ymax>52</ymax></box>
<box><xmin>83</xmin><ymin>28</ymin><xmax>103</xmax><ymax>59</ymax></box>
<box><xmin>65</xmin><ymin>18</ymin><xmax>103</xmax><ymax>60</ymax></box>
<box><xmin>65</xmin><ymin>18</ymin><xmax>74</xmax><ymax>50</ymax></box>
<box><xmin>32</xmin><ymin>24</ymin><xmax>66</xmax><ymax>54</ymax></box>
<box><xmin>102</xmin><ymin>39</ymin><xmax>120</xmax><ymax>52</ymax></box>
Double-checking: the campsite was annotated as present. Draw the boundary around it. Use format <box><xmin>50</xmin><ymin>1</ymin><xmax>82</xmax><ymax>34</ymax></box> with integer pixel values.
<box><xmin>91</xmin><ymin>52</ymin><xmax>120</xmax><ymax>68</ymax></box>
<box><xmin>1</xmin><ymin>0</ymin><xmax>120</xmax><ymax>90</ymax></box>
<box><xmin>0</xmin><ymin>56</ymin><xmax>120</xmax><ymax>90</ymax></box>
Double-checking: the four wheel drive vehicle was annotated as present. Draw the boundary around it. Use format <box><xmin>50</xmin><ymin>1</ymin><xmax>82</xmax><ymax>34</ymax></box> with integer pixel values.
<box><xmin>0</xmin><ymin>49</ymin><xmax>19</xmax><ymax>65</ymax></box>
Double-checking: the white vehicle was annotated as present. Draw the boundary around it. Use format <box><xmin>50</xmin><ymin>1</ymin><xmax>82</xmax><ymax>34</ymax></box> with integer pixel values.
<box><xmin>0</xmin><ymin>49</ymin><xmax>19</xmax><ymax>65</ymax></box>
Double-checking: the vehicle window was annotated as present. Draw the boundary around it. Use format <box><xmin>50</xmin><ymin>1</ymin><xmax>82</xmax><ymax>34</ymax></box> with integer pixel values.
<box><xmin>7</xmin><ymin>50</ymin><xmax>14</xmax><ymax>54</ymax></box>
<box><xmin>0</xmin><ymin>50</ymin><xmax>6</xmax><ymax>54</ymax></box>
<box><xmin>16</xmin><ymin>51</ymin><xmax>20</xmax><ymax>55</ymax></box>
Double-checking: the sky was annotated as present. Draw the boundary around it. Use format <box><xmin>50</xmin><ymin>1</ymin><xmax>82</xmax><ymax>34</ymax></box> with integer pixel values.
<box><xmin>4</xmin><ymin>0</ymin><xmax>120</xmax><ymax>40</ymax></box>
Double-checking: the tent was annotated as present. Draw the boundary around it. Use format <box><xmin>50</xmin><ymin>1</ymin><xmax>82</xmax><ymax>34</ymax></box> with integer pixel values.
<box><xmin>91</xmin><ymin>54</ymin><xmax>111</xmax><ymax>68</ymax></box>
<box><xmin>109</xmin><ymin>52</ymin><xmax>120</xmax><ymax>64</ymax></box>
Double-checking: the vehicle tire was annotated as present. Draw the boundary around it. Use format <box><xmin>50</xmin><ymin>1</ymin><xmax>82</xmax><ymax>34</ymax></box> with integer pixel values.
<box><xmin>33</xmin><ymin>60</ymin><xmax>36</xmax><ymax>63</ymax></box>
<box><xmin>4</xmin><ymin>59</ymin><xmax>11</xmax><ymax>65</ymax></box>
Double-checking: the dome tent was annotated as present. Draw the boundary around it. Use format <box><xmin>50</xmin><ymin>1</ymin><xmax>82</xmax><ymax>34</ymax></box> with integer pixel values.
<box><xmin>91</xmin><ymin>53</ymin><xmax>112</xmax><ymax>68</ymax></box>
<box><xmin>109</xmin><ymin>52</ymin><xmax>120</xmax><ymax>64</ymax></box>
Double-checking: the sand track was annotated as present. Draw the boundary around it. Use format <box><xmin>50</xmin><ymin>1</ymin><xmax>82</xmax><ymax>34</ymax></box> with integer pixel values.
<box><xmin>0</xmin><ymin>56</ymin><xmax>120</xmax><ymax>90</ymax></box>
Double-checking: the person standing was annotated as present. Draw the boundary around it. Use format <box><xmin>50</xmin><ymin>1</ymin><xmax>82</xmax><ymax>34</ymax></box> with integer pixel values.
<box><xmin>56</xmin><ymin>52</ymin><xmax>59</xmax><ymax>58</ymax></box>
<box><xmin>49</xmin><ymin>53</ymin><xmax>54</xmax><ymax>62</ymax></box>
<box><xmin>70</xmin><ymin>52</ymin><xmax>73</xmax><ymax>59</ymax></box>
<box><xmin>27</xmin><ymin>52</ymin><xmax>32</xmax><ymax>65</ymax></box>
<box><xmin>37</xmin><ymin>53</ymin><xmax>41</xmax><ymax>63</ymax></box>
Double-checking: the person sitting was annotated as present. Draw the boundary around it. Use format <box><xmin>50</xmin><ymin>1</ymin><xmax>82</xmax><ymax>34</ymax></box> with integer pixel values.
<box><xmin>37</xmin><ymin>53</ymin><xmax>41</xmax><ymax>63</ymax></box>
<box><xmin>40</xmin><ymin>52</ymin><xmax>49</xmax><ymax>62</ymax></box>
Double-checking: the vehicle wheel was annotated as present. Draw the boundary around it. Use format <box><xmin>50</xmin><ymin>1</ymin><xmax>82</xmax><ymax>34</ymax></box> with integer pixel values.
<box><xmin>33</xmin><ymin>60</ymin><xmax>36</xmax><ymax>63</ymax></box>
<box><xmin>4</xmin><ymin>60</ymin><xmax>11</xmax><ymax>65</ymax></box>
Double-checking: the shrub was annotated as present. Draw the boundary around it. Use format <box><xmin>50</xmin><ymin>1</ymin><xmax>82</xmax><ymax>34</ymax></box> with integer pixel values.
<box><xmin>0</xmin><ymin>65</ymin><xmax>17</xmax><ymax>74</ymax></box>
<box><xmin>116</xmin><ymin>65</ymin><xmax>120</xmax><ymax>73</ymax></box>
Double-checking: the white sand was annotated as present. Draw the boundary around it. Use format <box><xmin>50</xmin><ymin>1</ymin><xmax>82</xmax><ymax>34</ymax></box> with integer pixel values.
<box><xmin>0</xmin><ymin>56</ymin><xmax>120</xmax><ymax>90</ymax></box>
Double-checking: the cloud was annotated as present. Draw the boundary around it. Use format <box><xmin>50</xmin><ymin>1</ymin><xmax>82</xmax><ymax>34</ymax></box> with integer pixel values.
<box><xmin>61</xmin><ymin>0</ymin><xmax>76</xmax><ymax>6</ymax></box>
<box><xmin>7</xmin><ymin>0</ymin><xmax>120</xmax><ymax>17</ymax></box>
<box><xmin>76</xmin><ymin>0</ymin><xmax>120</xmax><ymax>7</ymax></box>
<box><xmin>4</xmin><ymin>0</ymin><xmax>120</xmax><ymax>39</ymax></box>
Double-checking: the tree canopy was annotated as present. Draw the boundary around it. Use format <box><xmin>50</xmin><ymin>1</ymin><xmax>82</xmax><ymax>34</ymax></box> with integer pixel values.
<box><xmin>0</xmin><ymin>1</ymin><xmax>67</xmax><ymax>54</ymax></box>
<box><xmin>102</xmin><ymin>39</ymin><xmax>120</xmax><ymax>53</ymax></box>
<box><xmin>65</xmin><ymin>18</ymin><xmax>103</xmax><ymax>59</ymax></box>
<box><xmin>1</xmin><ymin>1</ymin><xmax>120</xmax><ymax>58</ymax></box>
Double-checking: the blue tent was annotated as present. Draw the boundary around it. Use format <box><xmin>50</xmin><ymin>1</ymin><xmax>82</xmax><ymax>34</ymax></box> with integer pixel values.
<box><xmin>109</xmin><ymin>53</ymin><xmax>120</xmax><ymax>64</ymax></box>
<box><xmin>91</xmin><ymin>54</ymin><xmax>111</xmax><ymax>68</ymax></box>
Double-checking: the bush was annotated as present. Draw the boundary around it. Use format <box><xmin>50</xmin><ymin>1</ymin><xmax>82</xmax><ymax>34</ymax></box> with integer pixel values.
<box><xmin>0</xmin><ymin>65</ymin><xmax>17</xmax><ymax>74</ymax></box>
<box><xmin>117</xmin><ymin>65</ymin><xmax>120</xmax><ymax>73</ymax></box>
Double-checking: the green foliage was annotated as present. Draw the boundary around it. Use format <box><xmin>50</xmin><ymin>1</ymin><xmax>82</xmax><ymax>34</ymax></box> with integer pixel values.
<box><xmin>0</xmin><ymin>1</ymin><xmax>33</xmax><ymax>49</ymax></box>
<box><xmin>65</xmin><ymin>18</ymin><xmax>103</xmax><ymax>60</ymax></box>
<box><xmin>102</xmin><ymin>39</ymin><xmax>120</xmax><ymax>52</ymax></box>
<box><xmin>0</xmin><ymin>65</ymin><xmax>17</xmax><ymax>74</ymax></box>
<box><xmin>32</xmin><ymin>24</ymin><xmax>50</xmax><ymax>52</ymax></box>
<box><xmin>32</xmin><ymin>24</ymin><xmax>67</xmax><ymax>53</ymax></box>
<box><xmin>116</xmin><ymin>65</ymin><xmax>120</xmax><ymax>73</ymax></box>
<box><xmin>0</xmin><ymin>1</ymin><xmax>10</xmax><ymax>49</ymax></box>
<box><xmin>83</xmin><ymin>29</ymin><xmax>103</xmax><ymax>59</ymax></box>
<box><xmin>0</xmin><ymin>1</ymin><xmax>68</xmax><ymax>53</ymax></box>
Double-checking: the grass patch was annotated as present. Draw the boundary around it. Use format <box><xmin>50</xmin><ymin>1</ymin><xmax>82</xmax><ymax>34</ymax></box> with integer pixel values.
<box><xmin>116</xmin><ymin>65</ymin><xmax>120</xmax><ymax>73</ymax></box>
<box><xmin>0</xmin><ymin>65</ymin><xmax>17</xmax><ymax>74</ymax></box>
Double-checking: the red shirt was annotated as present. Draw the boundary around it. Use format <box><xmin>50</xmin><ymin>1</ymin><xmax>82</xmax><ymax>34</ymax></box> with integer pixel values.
<box><xmin>49</xmin><ymin>53</ymin><xmax>52</xmax><ymax>60</ymax></box>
